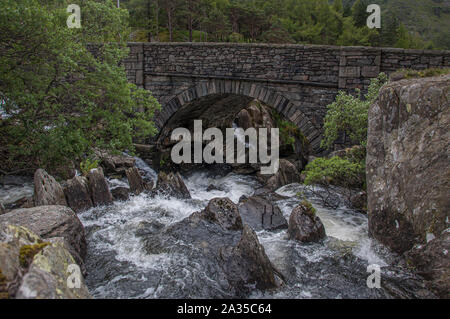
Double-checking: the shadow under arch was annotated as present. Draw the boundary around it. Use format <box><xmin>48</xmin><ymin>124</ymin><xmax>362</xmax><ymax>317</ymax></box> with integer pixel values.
<box><xmin>154</xmin><ymin>79</ymin><xmax>323</xmax><ymax>153</ymax></box>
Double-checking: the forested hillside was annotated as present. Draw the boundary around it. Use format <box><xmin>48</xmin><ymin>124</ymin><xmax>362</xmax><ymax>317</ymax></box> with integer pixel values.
<box><xmin>122</xmin><ymin>0</ymin><xmax>450</xmax><ymax>49</ymax></box>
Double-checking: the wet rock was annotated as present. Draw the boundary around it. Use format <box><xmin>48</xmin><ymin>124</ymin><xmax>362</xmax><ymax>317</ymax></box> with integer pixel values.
<box><xmin>33</xmin><ymin>169</ymin><xmax>67</xmax><ymax>207</ymax></box>
<box><xmin>0</xmin><ymin>206</ymin><xmax>87</xmax><ymax>267</ymax></box>
<box><xmin>367</xmin><ymin>75</ymin><xmax>450</xmax><ymax>255</ymax></box>
<box><xmin>126</xmin><ymin>167</ymin><xmax>149</xmax><ymax>195</ymax></box>
<box><xmin>202</xmin><ymin>198</ymin><xmax>243</xmax><ymax>231</ymax></box>
<box><xmin>155</xmin><ymin>171</ymin><xmax>191</xmax><ymax>199</ymax></box>
<box><xmin>0</xmin><ymin>224</ymin><xmax>91</xmax><ymax>299</ymax></box>
<box><xmin>140</xmin><ymin>197</ymin><xmax>278</xmax><ymax>298</ymax></box>
<box><xmin>0</xmin><ymin>203</ymin><xmax>6</xmax><ymax>215</ymax></box>
<box><xmin>219</xmin><ymin>225</ymin><xmax>277</xmax><ymax>294</ymax></box>
<box><xmin>94</xmin><ymin>149</ymin><xmax>135</xmax><ymax>176</ymax></box>
<box><xmin>238</xmin><ymin>196</ymin><xmax>288</xmax><ymax>231</ymax></box>
<box><xmin>87</xmin><ymin>168</ymin><xmax>113</xmax><ymax>207</ymax></box>
<box><xmin>206</xmin><ymin>184</ymin><xmax>222</xmax><ymax>192</ymax></box>
<box><xmin>404</xmin><ymin>232</ymin><xmax>450</xmax><ymax>299</ymax></box>
<box><xmin>288</xmin><ymin>202</ymin><xmax>326</xmax><ymax>243</ymax></box>
<box><xmin>135</xmin><ymin>220</ymin><xmax>165</xmax><ymax>237</ymax></box>
<box><xmin>349</xmin><ymin>191</ymin><xmax>367</xmax><ymax>213</ymax></box>
<box><xmin>111</xmin><ymin>187</ymin><xmax>130</xmax><ymax>201</ymax></box>
<box><xmin>64</xmin><ymin>176</ymin><xmax>93</xmax><ymax>214</ymax></box>
<box><xmin>258</xmin><ymin>159</ymin><xmax>302</xmax><ymax>191</ymax></box>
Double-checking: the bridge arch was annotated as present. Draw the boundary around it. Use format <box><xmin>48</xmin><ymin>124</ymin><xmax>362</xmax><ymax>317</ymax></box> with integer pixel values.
<box><xmin>153</xmin><ymin>79</ymin><xmax>323</xmax><ymax>152</ymax></box>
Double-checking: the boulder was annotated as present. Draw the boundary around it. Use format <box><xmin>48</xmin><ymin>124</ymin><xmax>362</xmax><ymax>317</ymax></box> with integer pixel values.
<box><xmin>206</xmin><ymin>184</ymin><xmax>222</xmax><ymax>192</ymax></box>
<box><xmin>0</xmin><ymin>224</ymin><xmax>91</xmax><ymax>299</ymax></box>
<box><xmin>258</xmin><ymin>159</ymin><xmax>302</xmax><ymax>191</ymax></box>
<box><xmin>94</xmin><ymin>150</ymin><xmax>135</xmax><ymax>176</ymax></box>
<box><xmin>367</xmin><ymin>75</ymin><xmax>449</xmax><ymax>255</ymax></box>
<box><xmin>202</xmin><ymin>198</ymin><xmax>243</xmax><ymax>231</ymax></box>
<box><xmin>126</xmin><ymin>167</ymin><xmax>148</xmax><ymax>195</ymax></box>
<box><xmin>349</xmin><ymin>191</ymin><xmax>367</xmax><ymax>213</ymax></box>
<box><xmin>155</xmin><ymin>171</ymin><xmax>191</xmax><ymax>199</ymax></box>
<box><xmin>111</xmin><ymin>187</ymin><xmax>130</xmax><ymax>201</ymax></box>
<box><xmin>64</xmin><ymin>176</ymin><xmax>93</xmax><ymax>213</ymax></box>
<box><xmin>404</xmin><ymin>232</ymin><xmax>450</xmax><ymax>299</ymax></box>
<box><xmin>15</xmin><ymin>237</ymin><xmax>91</xmax><ymax>299</ymax></box>
<box><xmin>238</xmin><ymin>196</ymin><xmax>288</xmax><ymax>231</ymax></box>
<box><xmin>288</xmin><ymin>202</ymin><xmax>326</xmax><ymax>243</ymax></box>
<box><xmin>33</xmin><ymin>169</ymin><xmax>67</xmax><ymax>207</ymax></box>
<box><xmin>87</xmin><ymin>168</ymin><xmax>113</xmax><ymax>207</ymax></box>
<box><xmin>0</xmin><ymin>206</ymin><xmax>87</xmax><ymax>267</ymax></box>
<box><xmin>219</xmin><ymin>225</ymin><xmax>277</xmax><ymax>293</ymax></box>
<box><xmin>140</xmin><ymin>197</ymin><xmax>278</xmax><ymax>298</ymax></box>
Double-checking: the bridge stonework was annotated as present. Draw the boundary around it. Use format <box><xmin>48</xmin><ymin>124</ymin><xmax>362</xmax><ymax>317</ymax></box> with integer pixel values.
<box><xmin>123</xmin><ymin>42</ymin><xmax>450</xmax><ymax>152</ymax></box>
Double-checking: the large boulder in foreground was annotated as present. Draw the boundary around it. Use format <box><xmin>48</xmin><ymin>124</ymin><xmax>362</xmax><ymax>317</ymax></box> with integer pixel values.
<box><xmin>33</xmin><ymin>169</ymin><xmax>67</xmax><ymax>207</ymax></box>
<box><xmin>288</xmin><ymin>202</ymin><xmax>326</xmax><ymax>243</ymax></box>
<box><xmin>238</xmin><ymin>195</ymin><xmax>288</xmax><ymax>231</ymax></box>
<box><xmin>140</xmin><ymin>197</ymin><xmax>278</xmax><ymax>298</ymax></box>
<box><xmin>367</xmin><ymin>74</ymin><xmax>449</xmax><ymax>298</ymax></box>
<box><xmin>154</xmin><ymin>171</ymin><xmax>191</xmax><ymax>199</ymax></box>
<box><xmin>64</xmin><ymin>176</ymin><xmax>93</xmax><ymax>213</ymax></box>
<box><xmin>367</xmin><ymin>75</ymin><xmax>449</xmax><ymax>253</ymax></box>
<box><xmin>0</xmin><ymin>206</ymin><xmax>87</xmax><ymax>267</ymax></box>
<box><xmin>219</xmin><ymin>225</ymin><xmax>277</xmax><ymax>292</ymax></box>
<box><xmin>0</xmin><ymin>224</ymin><xmax>91</xmax><ymax>299</ymax></box>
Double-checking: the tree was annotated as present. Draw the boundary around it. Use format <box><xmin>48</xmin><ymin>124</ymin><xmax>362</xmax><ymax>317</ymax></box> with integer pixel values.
<box><xmin>159</xmin><ymin>0</ymin><xmax>180</xmax><ymax>41</ymax></box>
<box><xmin>321</xmin><ymin>73</ymin><xmax>388</xmax><ymax>150</ymax></box>
<box><xmin>351</xmin><ymin>0</ymin><xmax>369</xmax><ymax>28</ymax></box>
<box><xmin>333</xmin><ymin>0</ymin><xmax>343</xmax><ymax>14</ymax></box>
<box><xmin>0</xmin><ymin>0</ymin><xmax>160</xmax><ymax>174</ymax></box>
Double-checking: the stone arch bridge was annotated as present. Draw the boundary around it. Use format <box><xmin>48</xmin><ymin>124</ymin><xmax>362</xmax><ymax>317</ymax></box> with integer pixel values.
<box><xmin>123</xmin><ymin>42</ymin><xmax>449</xmax><ymax>153</ymax></box>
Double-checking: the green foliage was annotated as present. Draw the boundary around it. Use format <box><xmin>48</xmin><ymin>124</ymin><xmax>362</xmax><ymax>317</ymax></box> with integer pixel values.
<box><xmin>393</xmin><ymin>68</ymin><xmax>450</xmax><ymax>79</ymax></box>
<box><xmin>80</xmin><ymin>158</ymin><xmax>99</xmax><ymax>177</ymax></box>
<box><xmin>272</xmin><ymin>110</ymin><xmax>308</xmax><ymax>150</ymax></box>
<box><xmin>304</xmin><ymin>156</ymin><xmax>366</xmax><ymax>190</ymax></box>
<box><xmin>0</xmin><ymin>0</ymin><xmax>161</xmax><ymax>174</ymax></box>
<box><xmin>321</xmin><ymin>73</ymin><xmax>388</xmax><ymax>150</ymax></box>
<box><xmin>122</xmin><ymin>0</ymin><xmax>447</xmax><ymax>49</ymax></box>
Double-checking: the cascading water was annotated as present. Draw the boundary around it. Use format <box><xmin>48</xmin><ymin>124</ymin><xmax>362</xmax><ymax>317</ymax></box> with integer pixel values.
<box><xmin>76</xmin><ymin>158</ymin><xmax>429</xmax><ymax>299</ymax></box>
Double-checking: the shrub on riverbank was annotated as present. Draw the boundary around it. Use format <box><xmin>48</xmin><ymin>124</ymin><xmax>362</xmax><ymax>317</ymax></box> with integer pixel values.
<box><xmin>0</xmin><ymin>0</ymin><xmax>160</xmax><ymax>176</ymax></box>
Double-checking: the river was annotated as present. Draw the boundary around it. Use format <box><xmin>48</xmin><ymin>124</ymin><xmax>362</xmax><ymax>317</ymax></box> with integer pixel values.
<box><xmin>71</xmin><ymin>158</ymin><xmax>428</xmax><ymax>299</ymax></box>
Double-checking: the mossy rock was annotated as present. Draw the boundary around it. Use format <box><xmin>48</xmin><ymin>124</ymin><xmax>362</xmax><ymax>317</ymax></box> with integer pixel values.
<box><xmin>19</xmin><ymin>243</ymin><xmax>50</xmax><ymax>268</ymax></box>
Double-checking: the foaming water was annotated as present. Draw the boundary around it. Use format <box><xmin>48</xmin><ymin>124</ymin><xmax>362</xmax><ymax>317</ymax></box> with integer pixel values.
<box><xmin>79</xmin><ymin>167</ymin><xmax>419</xmax><ymax>299</ymax></box>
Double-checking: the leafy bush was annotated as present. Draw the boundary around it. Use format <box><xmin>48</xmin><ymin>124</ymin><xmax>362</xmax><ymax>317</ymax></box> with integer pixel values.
<box><xmin>80</xmin><ymin>158</ymin><xmax>99</xmax><ymax>177</ymax></box>
<box><xmin>321</xmin><ymin>73</ymin><xmax>388</xmax><ymax>149</ymax></box>
<box><xmin>0</xmin><ymin>0</ymin><xmax>160</xmax><ymax>174</ymax></box>
<box><xmin>272</xmin><ymin>110</ymin><xmax>308</xmax><ymax>150</ymax></box>
<box><xmin>304</xmin><ymin>156</ymin><xmax>366</xmax><ymax>190</ymax></box>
